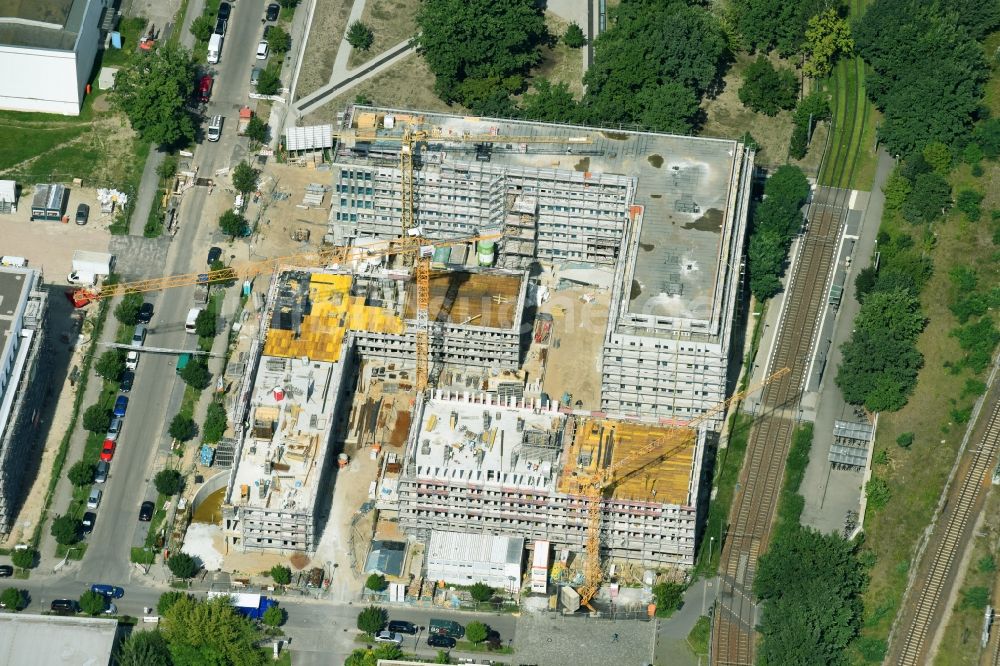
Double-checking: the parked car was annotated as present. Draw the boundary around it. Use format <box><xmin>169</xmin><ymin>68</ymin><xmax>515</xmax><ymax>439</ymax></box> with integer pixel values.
<box><xmin>139</xmin><ymin>501</ymin><xmax>155</xmax><ymax>521</ymax></box>
<box><xmin>126</xmin><ymin>350</ymin><xmax>139</xmax><ymax>371</ymax></box>
<box><xmin>119</xmin><ymin>370</ymin><xmax>134</xmax><ymax>393</ymax></box>
<box><xmin>82</xmin><ymin>512</ymin><xmax>96</xmax><ymax>534</ymax></box>
<box><xmin>0</xmin><ymin>565</ymin><xmax>13</xmax><ymax>577</ymax></box>
<box><xmin>100</xmin><ymin>439</ymin><xmax>116</xmax><ymax>462</ymax></box>
<box><xmin>207</xmin><ymin>246</ymin><xmax>223</xmax><ymax>264</ymax></box>
<box><xmin>106</xmin><ymin>416</ymin><xmax>123</xmax><ymax>441</ymax></box>
<box><xmin>374</xmin><ymin>631</ymin><xmax>403</xmax><ymax>645</ymax></box>
<box><xmin>91</xmin><ymin>584</ymin><xmax>125</xmax><ymax>599</ymax></box>
<box><xmin>265</xmin><ymin>3</ymin><xmax>280</xmax><ymax>21</ymax></box>
<box><xmin>218</xmin><ymin>1</ymin><xmax>231</xmax><ymax>19</ymax></box>
<box><xmin>263</xmin><ymin>24</ymin><xmax>272</xmax><ymax>39</ymax></box>
<box><xmin>137</xmin><ymin>302</ymin><xmax>153</xmax><ymax>323</ymax></box>
<box><xmin>256</xmin><ymin>40</ymin><xmax>269</xmax><ymax>60</ymax></box>
<box><xmin>104</xmin><ymin>602</ymin><xmax>118</xmax><ymax>615</ymax></box>
<box><xmin>214</xmin><ymin>17</ymin><xmax>227</xmax><ymax>36</ymax></box>
<box><xmin>427</xmin><ymin>634</ymin><xmax>456</xmax><ymax>649</ymax></box>
<box><xmin>198</xmin><ymin>75</ymin><xmax>214</xmax><ymax>103</ymax></box>
<box><xmin>132</xmin><ymin>324</ymin><xmax>147</xmax><ymax>347</ymax></box>
<box><xmin>250</xmin><ymin>66</ymin><xmax>263</xmax><ymax>86</ymax></box>
<box><xmin>87</xmin><ymin>486</ymin><xmax>102</xmax><ymax>509</ymax></box>
<box><xmin>75</xmin><ymin>203</ymin><xmax>90</xmax><ymax>225</ymax></box>
<box><xmin>388</xmin><ymin>620</ymin><xmax>417</xmax><ymax>635</ymax></box>
<box><xmin>113</xmin><ymin>395</ymin><xmax>129</xmax><ymax>417</ymax></box>
<box><xmin>207</xmin><ymin>114</ymin><xmax>223</xmax><ymax>142</ymax></box>
<box><xmin>50</xmin><ymin>599</ymin><xmax>77</xmax><ymax>615</ymax></box>
<box><xmin>95</xmin><ymin>460</ymin><xmax>109</xmax><ymax>483</ymax></box>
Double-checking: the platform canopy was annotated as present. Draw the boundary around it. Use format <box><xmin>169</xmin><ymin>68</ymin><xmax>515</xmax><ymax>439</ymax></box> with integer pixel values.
<box><xmin>285</xmin><ymin>124</ymin><xmax>334</xmax><ymax>152</ymax></box>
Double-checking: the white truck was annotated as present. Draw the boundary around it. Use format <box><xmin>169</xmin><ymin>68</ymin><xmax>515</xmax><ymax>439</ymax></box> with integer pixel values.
<box><xmin>67</xmin><ymin>250</ymin><xmax>113</xmax><ymax>286</ymax></box>
<box><xmin>207</xmin><ymin>33</ymin><xmax>222</xmax><ymax>64</ymax></box>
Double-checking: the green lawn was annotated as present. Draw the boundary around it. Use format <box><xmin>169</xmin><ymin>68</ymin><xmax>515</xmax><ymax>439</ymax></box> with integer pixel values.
<box><xmin>0</xmin><ymin>125</ymin><xmax>89</xmax><ymax>173</ymax></box>
<box><xmin>687</xmin><ymin>616</ymin><xmax>711</xmax><ymax>657</ymax></box>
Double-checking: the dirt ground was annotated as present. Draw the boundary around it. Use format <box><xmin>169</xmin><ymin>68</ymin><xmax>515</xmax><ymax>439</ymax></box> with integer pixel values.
<box><xmin>294</xmin><ymin>0</ymin><xmax>354</xmax><ymax>101</ymax></box>
<box><xmin>250</xmin><ymin>162</ymin><xmax>332</xmax><ymax>257</ymax></box>
<box><xmin>533</xmin><ymin>12</ymin><xmax>585</xmax><ymax>98</ymax></box>
<box><xmin>347</xmin><ymin>0</ymin><xmax>419</xmax><ymax>70</ymax></box>
<box><xmin>304</xmin><ymin>53</ymin><xmax>456</xmax><ymax>125</ymax></box>
<box><xmin>539</xmin><ymin>285</ymin><xmax>611</xmax><ymax>411</ymax></box>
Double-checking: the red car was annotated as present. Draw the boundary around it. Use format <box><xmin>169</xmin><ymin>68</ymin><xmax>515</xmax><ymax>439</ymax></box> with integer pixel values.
<box><xmin>100</xmin><ymin>439</ymin><xmax>116</xmax><ymax>462</ymax></box>
<box><xmin>197</xmin><ymin>75</ymin><xmax>214</xmax><ymax>103</ymax></box>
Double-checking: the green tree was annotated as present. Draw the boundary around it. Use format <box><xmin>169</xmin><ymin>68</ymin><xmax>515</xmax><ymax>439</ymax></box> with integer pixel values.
<box><xmin>956</xmin><ymin>189</ymin><xmax>984</xmax><ymax>222</ymax></box>
<box><xmin>466</xmin><ymin>620</ymin><xmax>488</xmax><ymax>643</ymax></box>
<box><xmin>801</xmin><ymin>8</ymin><xmax>853</xmax><ymax>78</ymax></box>
<box><xmin>519</xmin><ymin>79</ymin><xmax>579</xmax><ymax>123</ymax></box>
<box><xmin>218</xmin><ymin>210</ymin><xmax>247</xmax><ymax>238</ymax></box>
<box><xmin>365</xmin><ymin>573</ymin><xmax>387</xmax><ymax>592</ymax></box>
<box><xmin>154</xmin><ymin>469</ymin><xmax>184</xmax><ymax>495</ymax></box>
<box><xmin>112</xmin><ymin>42</ymin><xmax>197</xmax><ymax>148</ymax></box>
<box><xmin>347</xmin><ymin>21</ymin><xmax>374</xmax><ymax>51</ymax></box>
<box><xmin>883</xmin><ymin>172</ymin><xmax>911</xmax><ymax>211</ymax></box>
<box><xmin>635</xmin><ymin>81</ymin><xmax>701</xmax><ymax>134</ymax></box>
<box><xmin>962</xmin><ymin>586</ymin><xmax>991</xmax><ymax>610</ymax></box>
<box><xmin>51</xmin><ymin>515</ymin><xmax>80</xmax><ymax>545</ymax></box>
<box><xmin>854</xmin><ymin>266</ymin><xmax>878</xmax><ymax>302</ymax></box>
<box><xmin>68</xmin><ymin>460</ymin><xmax>96</xmax><ymax>486</ymax></box>
<box><xmin>469</xmin><ymin>581</ymin><xmax>494</xmax><ymax>602</ymax></box>
<box><xmin>730</xmin><ymin>0</ymin><xmax>827</xmax><ymax>55</ymax></box>
<box><xmin>161</xmin><ymin>595</ymin><xmax>265</xmax><ymax>666</ymax></box>
<box><xmin>157</xmin><ymin>591</ymin><xmax>189</xmax><ymax>615</ymax></box>
<box><xmin>82</xmin><ymin>405</ymin><xmax>112</xmax><ymax>433</ymax></box>
<box><xmin>270</xmin><ymin>564</ymin><xmax>292</xmax><ymax>585</ymax></box>
<box><xmin>256</xmin><ymin>65</ymin><xmax>281</xmax><ymax>96</ymax></box>
<box><xmin>169</xmin><ymin>413</ymin><xmax>197</xmax><ymax>441</ymax></box>
<box><xmin>245</xmin><ymin>114</ymin><xmax>268</xmax><ymax>144</ymax></box>
<box><xmin>118</xmin><ymin>629</ymin><xmax>172</xmax><ymax>666</ymax></box>
<box><xmin>652</xmin><ymin>581</ymin><xmax>685</xmax><ymax>617</ymax></box>
<box><xmin>896</xmin><ymin>432</ymin><xmax>914</xmax><ymax>449</ymax></box>
<box><xmin>434</xmin><ymin>650</ymin><xmax>451</xmax><ymax>664</ymax></box>
<box><xmin>232</xmin><ymin>161</ymin><xmax>258</xmax><ymax>197</ymax></box>
<box><xmin>195</xmin><ymin>309</ymin><xmax>217</xmax><ymax>338</ymax></box>
<box><xmin>738</xmin><ymin>56</ymin><xmax>798</xmax><ymax>116</ymax></box>
<box><xmin>922</xmin><ymin>141</ymin><xmax>952</xmax><ymax>175</ymax></box>
<box><xmin>115</xmin><ymin>292</ymin><xmax>144</xmax><ymax>326</ymax></box>
<box><xmin>167</xmin><ymin>552</ymin><xmax>199</xmax><ymax>579</ymax></box>
<box><xmin>179</xmin><ymin>358</ymin><xmax>212</xmax><ymax>389</ymax></box>
<box><xmin>416</xmin><ymin>0</ymin><xmax>548</xmax><ymax>110</ymax></box>
<box><xmin>202</xmin><ymin>402</ymin><xmax>228</xmax><ymax>444</ymax></box>
<box><xmin>79</xmin><ymin>590</ymin><xmax>107</xmax><ymax>615</ymax></box>
<box><xmin>356</xmin><ymin>605</ymin><xmax>388</xmax><ymax>635</ymax></box>
<box><xmin>267</xmin><ymin>25</ymin><xmax>292</xmax><ymax>54</ymax></box>
<box><xmin>262</xmin><ymin>604</ymin><xmax>284</xmax><ymax>627</ymax></box>
<box><xmin>901</xmin><ymin>172</ymin><xmax>951</xmax><ymax>225</ymax></box>
<box><xmin>189</xmin><ymin>15</ymin><xmax>213</xmax><ymax>42</ymax></box>
<box><xmin>345</xmin><ymin>645</ymin><xmax>404</xmax><ymax>666</ymax></box>
<box><xmin>563</xmin><ymin>22</ymin><xmax>586</xmax><ymax>48</ymax></box>
<box><xmin>278</xmin><ymin>0</ymin><xmax>300</xmax><ymax>7</ymax></box>
<box><xmin>95</xmin><ymin>349</ymin><xmax>126</xmax><ymax>381</ymax></box>
<box><xmin>10</xmin><ymin>548</ymin><xmax>35</xmax><ymax>570</ymax></box>
<box><xmin>157</xmin><ymin>154</ymin><xmax>179</xmax><ymax>180</ymax></box>
<box><xmin>0</xmin><ymin>587</ymin><xmax>25</xmax><ymax>610</ymax></box>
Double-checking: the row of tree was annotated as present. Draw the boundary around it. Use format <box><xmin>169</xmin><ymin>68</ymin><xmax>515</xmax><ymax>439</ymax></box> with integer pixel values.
<box><xmin>746</xmin><ymin>165</ymin><xmax>811</xmax><ymax>301</ymax></box>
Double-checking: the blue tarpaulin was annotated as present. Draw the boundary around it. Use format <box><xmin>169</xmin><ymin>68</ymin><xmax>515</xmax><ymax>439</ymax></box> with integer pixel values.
<box><xmin>110</xmin><ymin>32</ymin><xmax>122</xmax><ymax>49</ymax></box>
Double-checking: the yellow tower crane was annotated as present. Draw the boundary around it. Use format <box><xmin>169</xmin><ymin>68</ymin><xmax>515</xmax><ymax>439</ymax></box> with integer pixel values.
<box><xmin>573</xmin><ymin>366</ymin><xmax>791</xmax><ymax>609</ymax></box>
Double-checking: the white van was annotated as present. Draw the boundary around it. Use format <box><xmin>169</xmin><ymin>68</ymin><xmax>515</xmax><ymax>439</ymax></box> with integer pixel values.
<box><xmin>0</xmin><ymin>256</ymin><xmax>27</xmax><ymax>268</ymax></box>
<box><xmin>207</xmin><ymin>115</ymin><xmax>223</xmax><ymax>142</ymax></box>
<box><xmin>186</xmin><ymin>307</ymin><xmax>203</xmax><ymax>334</ymax></box>
<box><xmin>207</xmin><ymin>33</ymin><xmax>223</xmax><ymax>64</ymax></box>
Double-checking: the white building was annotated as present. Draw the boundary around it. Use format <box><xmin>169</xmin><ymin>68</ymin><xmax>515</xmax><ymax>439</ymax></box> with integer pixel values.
<box><xmin>427</xmin><ymin>530</ymin><xmax>524</xmax><ymax>590</ymax></box>
<box><xmin>0</xmin><ymin>0</ymin><xmax>109</xmax><ymax>115</ymax></box>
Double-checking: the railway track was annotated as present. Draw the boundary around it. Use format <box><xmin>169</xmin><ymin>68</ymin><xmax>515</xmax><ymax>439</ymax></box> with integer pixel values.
<box><xmin>891</xmin><ymin>395</ymin><xmax>1000</xmax><ymax>664</ymax></box>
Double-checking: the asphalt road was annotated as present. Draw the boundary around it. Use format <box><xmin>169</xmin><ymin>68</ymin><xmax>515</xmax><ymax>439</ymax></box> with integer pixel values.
<box><xmin>77</xmin><ymin>0</ymin><xmax>272</xmax><ymax>587</ymax></box>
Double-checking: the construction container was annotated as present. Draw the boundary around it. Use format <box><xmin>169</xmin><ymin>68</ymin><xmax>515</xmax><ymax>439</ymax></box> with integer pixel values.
<box><xmin>476</xmin><ymin>240</ymin><xmax>495</xmax><ymax>267</ymax></box>
<box><xmin>30</xmin><ymin>184</ymin><xmax>68</xmax><ymax>221</ymax></box>
<box><xmin>431</xmin><ymin>246</ymin><xmax>451</xmax><ymax>269</ymax></box>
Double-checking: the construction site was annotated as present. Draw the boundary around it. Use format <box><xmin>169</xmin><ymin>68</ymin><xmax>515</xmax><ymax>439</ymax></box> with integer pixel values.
<box><xmin>210</xmin><ymin>105</ymin><xmax>754</xmax><ymax>596</ymax></box>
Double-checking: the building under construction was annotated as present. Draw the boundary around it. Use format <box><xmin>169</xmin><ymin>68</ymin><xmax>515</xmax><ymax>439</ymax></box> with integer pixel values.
<box><xmin>386</xmin><ymin>391</ymin><xmax>704</xmax><ymax>568</ymax></box>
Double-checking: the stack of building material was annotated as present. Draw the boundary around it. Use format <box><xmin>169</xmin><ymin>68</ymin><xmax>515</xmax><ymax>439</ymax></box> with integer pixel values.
<box><xmin>302</xmin><ymin>183</ymin><xmax>326</xmax><ymax>206</ymax></box>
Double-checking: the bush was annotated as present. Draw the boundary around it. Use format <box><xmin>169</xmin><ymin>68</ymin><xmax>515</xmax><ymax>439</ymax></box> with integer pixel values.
<box><xmin>270</xmin><ymin>564</ymin><xmax>292</xmax><ymax>585</ymax></box>
<box><xmin>356</xmin><ymin>605</ymin><xmax>387</xmax><ymax>635</ymax></box>
<box><xmin>195</xmin><ymin>309</ymin><xmax>217</xmax><ymax>338</ymax></box>
<box><xmin>0</xmin><ymin>587</ymin><xmax>25</xmax><ymax>611</ymax></box>
<box><xmin>865</xmin><ymin>476</ymin><xmax>891</xmax><ymax>510</ymax></box>
<box><xmin>10</xmin><ymin>548</ymin><xmax>35</xmax><ymax>570</ymax></box>
<box><xmin>114</xmin><ymin>293</ymin><xmax>144</xmax><ymax>326</ymax></box>
<box><xmin>978</xmin><ymin>555</ymin><xmax>997</xmax><ymax>573</ymax></box>
<box><xmin>652</xmin><ymin>581</ymin><xmax>685</xmax><ymax>617</ymax></box>
<box><xmin>347</xmin><ymin>21</ymin><xmax>374</xmax><ymax>51</ymax></box>
<box><xmin>154</xmin><ymin>469</ymin><xmax>184</xmax><ymax>495</ymax></box>
<box><xmin>245</xmin><ymin>114</ymin><xmax>268</xmax><ymax>144</ymax></box>
<box><xmin>167</xmin><ymin>552</ymin><xmax>198</xmax><ymax>579</ymax></box>
<box><xmin>267</xmin><ymin>25</ymin><xmax>292</xmax><ymax>54</ymax></box>
<box><xmin>83</xmin><ymin>405</ymin><xmax>113</xmax><ymax>433</ymax></box>
<box><xmin>50</xmin><ymin>515</ymin><xmax>80</xmax><ymax>545</ymax></box>
<box><xmin>157</xmin><ymin>591</ymin><xmax>189</xmax><ymax>615</ymax></box>
<box><xmin>189</xmin><ymin>15</ymin><xmax>213</xmax><ymax>42</ymax></box>
<box><xmin>95</xmin><ymin>350</ymin><xmax>126</xmax><ymax>381</ymax></box>
<box><xmin>895</xmin><ymin>432</ymin><xmax>914</xmax><ymax>449</ymax></box>
<box><xmin>157</xmin><ymin>154</ymin><xmax>179</xmax><ymax>180</ymax></box>
<box><xmin>563</xmin><ymin>22</ymin><xmax>586</xmax><ymax>48</ymax></box>
<box><xmin>256</xmin><ymin>65</ymin><xmax>281</xmax><ymax>96</ymax></box>
<box><xmin>262</xmin><ymin>605</ymin><xmax>285</xmax><ymax>627</ymax></box>
<box><xmin>465</xmin><ymin>620</ymin><xmax>488</xmax><ymax>644</ymax></box>
<box><xmin>469</xmin><ymin>581</ymin><xmax>493</xmax><ymax>602</ymax></box>
<box><xmin>365</xmin><ymin>573</ymin><xmax>387</xmax><ymax>592</ymax></box>
<box><xmin>202</xmin><ymin>402</ymin><xmax>228</xmax><ymax>444</ymax></box>
<box><xmin>168</xmin><ymin>413</ymin><xmax>196</xmax><ymax>441</ymax></box>
<box><xmin>738</xmin><ymin>56</ymin><xmax>798</xmax><ymax>116</ymax></box>
<box><xmin>68</xmin><ymin>461</ymin><xmax>96</xmax><ymax>486</ymax></box>
<box><xmin>79</xmin><ymin>590</ymin><xmax>107</xmax><ymax>615</ymax></box>
<box><xmin>956</xmin><ymin>189</ymin><xmax>984</xmax><ymax>222</ymax></box>
<box><xmin>179</xmin><ymin>358</ymin><xmax>212</xmax><ymax>389</ymax></box>
<box><xmin>962</xmin><ymin>586</ymin><xmax>990</xmax><ymax>610</ymax></box>
<box><xmin>218</xmin><ymin>210</ymin><xmax>247</xmax><ymax>237</ymax></box>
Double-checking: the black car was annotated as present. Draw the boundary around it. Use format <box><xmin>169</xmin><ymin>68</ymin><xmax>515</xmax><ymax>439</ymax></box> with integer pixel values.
<box><xmin>82</xmin><ymin>512</ymin><xmax>96</xmax><ymax>535</ymax></box>
<box><xmin>427</xmin><ymin>634</ymin><xmax>456</xmax><ymax>649</ymax></box>
<box><xmin>263</xmin><ymin>24</ymin><xmax>272</xmax><ymax>39</ymax></box>
<box><xmin>214</xmin><ymin>17</ymin><xmax>227</xmax><ymax>35</ymax></box>
<box><xmin>139</xmin><ymin>500</ymin><xmax>155</xmax><ymax>521</ymax></box>
<box><xmin>218</xmin><ymin>1</ymin><xmax>231</xmax><ymax>19</ymax></box>
<box><xmin>75</xmin><ymin>203</ymin><xmax>90</xmax><ymax>225</ymax></box>
<box><xmin>388</xmin><ymin>620</ymin><xmax>417</xmax><ymax>635</ymax></box>
<box><xmin>138</xmin><ymin>302</ymin><xmax>154</xmax><ymax>323</ymax></box>
<box><xmin>0</xmin><ymin>564</ymin><xmax>12</xmax><ymax>577</ymax></box>
<box><xmin>50</xmin><ymin>599</ymin><xmax>77</xmax><ymax>614</ymax></box>
<box><xmin>266</xmin><ymin>3</ymin><xmax>280</xmax><ymax>21</ymax></box>
<box><xmin>119</xmin><ymin>370</ymin><xmax>134</xmax><ymax>392</ymax></box>
<box><xmin>207</xmin><ymin>246</ymin><xmax>223</xmax><ymax>265</ymax></box>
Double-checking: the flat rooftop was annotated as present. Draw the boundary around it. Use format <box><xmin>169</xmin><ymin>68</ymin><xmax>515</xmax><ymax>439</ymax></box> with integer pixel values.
<box><xmin>0</xmin><ymin>613</ymin><xmax>118</xmax><ymax>665</ymax></box>
<box><xmin>0</xmin><ymin>0</ymin><xmax>87</xmax><ymax>49</ymax></box>
<box><xmin>0</xmin><ymin>269</ymin><xmax>29</xmax><ymax>343</ymax></box>
<box><xmin>230</xmin><ymin>355</ymin><xmax>342</xmax><ymax>512</ymax></box>
<box><xmin>411</xmin><ymin>393</ymin><xmax>566</xmax><ymax>492</ymax></box>
<box><xmin>557</xmin><ymin>418</ymin><xmax>697</xmax><ymax>506</ymax></box>
<box><xmin>344</xmin><ymin>106</ymin><xmax>741</xmax><ymax>322</ymax></box>
<box><xmin>402</xmin><ymin>270</ymin><xmax>523</xmax><ymax>329</ymax></box>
